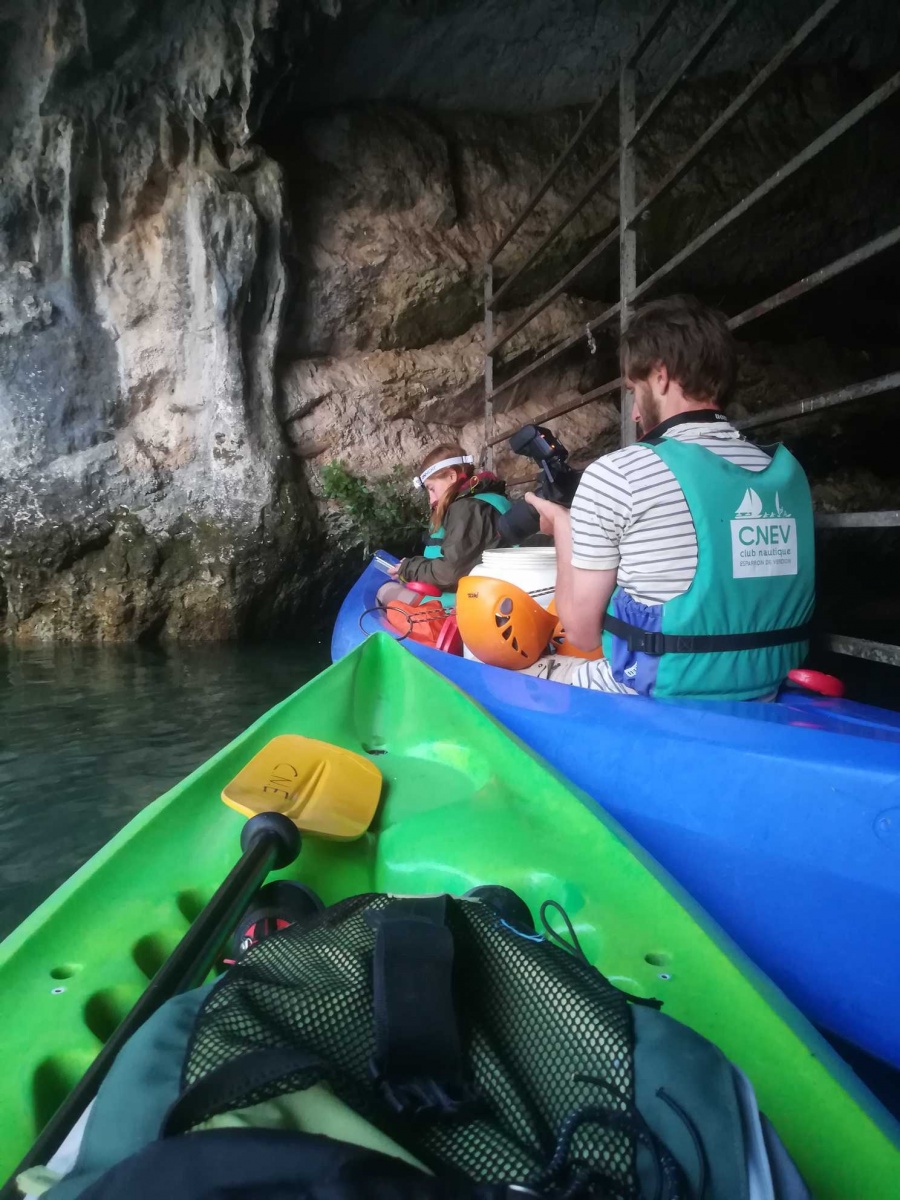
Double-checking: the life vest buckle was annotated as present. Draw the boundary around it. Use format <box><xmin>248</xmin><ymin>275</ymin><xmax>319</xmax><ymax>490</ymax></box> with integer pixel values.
<box><xmin>628</xmin><ymin>629</ymin><xmax>666</xmax><ymax>657</ymax></box>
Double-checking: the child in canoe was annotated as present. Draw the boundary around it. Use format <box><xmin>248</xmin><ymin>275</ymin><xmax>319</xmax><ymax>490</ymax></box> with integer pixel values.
<box><xmin>377</xmin><ymin>444</ymin><xmax>512</xmax><ymax>611</ymax></box>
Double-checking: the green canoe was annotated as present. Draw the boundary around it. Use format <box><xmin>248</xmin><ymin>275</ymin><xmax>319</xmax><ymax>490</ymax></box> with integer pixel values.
<box><xmin>0</xmin><ymin>633</ymin><xmax>897</xmax><ymax>1192</ymax></box>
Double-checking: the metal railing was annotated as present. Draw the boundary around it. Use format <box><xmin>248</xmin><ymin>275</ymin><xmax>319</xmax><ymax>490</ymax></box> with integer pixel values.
<box><xmin>479</xmin><ymin>0</ymin><xmax>900</xmax><ymax>669</ymax></box>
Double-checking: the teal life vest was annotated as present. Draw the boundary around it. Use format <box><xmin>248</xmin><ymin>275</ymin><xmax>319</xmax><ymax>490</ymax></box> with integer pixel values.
<box><xmin>424</xmin><ymin>492</ymin><xmax>512</xmax><ymax>608</ymax></box>
<box><xmin>602</xmin><ymin>437</ymin><xmax>815</xmax><ymax>700</ymax></box>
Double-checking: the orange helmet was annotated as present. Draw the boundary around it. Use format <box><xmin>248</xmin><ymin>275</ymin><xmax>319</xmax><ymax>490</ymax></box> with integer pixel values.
<box><xmin>547</xmin><ymin>600</ymin><xmax>604</xmax><ymax>660</ymax></box>
<box><xmin>456</xmin><ymin>576</ymin><xmax>557</xmax><ymax>670</ymax></box>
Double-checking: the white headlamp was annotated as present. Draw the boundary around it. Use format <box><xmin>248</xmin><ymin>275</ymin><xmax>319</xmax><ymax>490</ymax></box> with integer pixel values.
<box><xmin>412</xmin><ymin>455</ymin><xmax>473</xmax><ymax>490</ymax></box>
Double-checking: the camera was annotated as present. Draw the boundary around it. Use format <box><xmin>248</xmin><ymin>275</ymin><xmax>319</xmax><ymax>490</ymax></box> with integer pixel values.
<box><xmin>498</xmin><ymin>425</ymin><xmax>582</xmax><ymax>545</ymax></box>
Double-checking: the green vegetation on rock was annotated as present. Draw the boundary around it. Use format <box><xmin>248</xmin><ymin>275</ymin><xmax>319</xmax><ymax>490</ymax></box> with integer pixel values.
<box><xmin>321</xmin><ymin>462</ymin><xmax>424</xmax><ymax>556</ymax></box>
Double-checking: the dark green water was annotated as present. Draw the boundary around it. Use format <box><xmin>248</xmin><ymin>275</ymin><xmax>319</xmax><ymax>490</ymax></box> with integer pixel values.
<box><xmin>0</xmin><ymin>640</ymin><xmax>329</xmax><ymax>940</ymax></box>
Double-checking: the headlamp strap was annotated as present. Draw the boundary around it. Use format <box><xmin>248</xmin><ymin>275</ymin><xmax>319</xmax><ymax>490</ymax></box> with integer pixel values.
<box><xmin>413</xmin><ymin>455</ymin><xmax>473</xmax><ymax>489</ymax></box>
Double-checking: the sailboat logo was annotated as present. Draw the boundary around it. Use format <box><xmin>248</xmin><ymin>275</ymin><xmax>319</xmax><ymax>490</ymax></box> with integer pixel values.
<box><xmin>731</xmin><ymin>487</ymin><xmax>798</xmax><ymax>578</ymax></box>
<box><xmin>735</xmin><ymin>488</ymin><xmax>762</xmax><ymax>518</ymax></box>
<box><xmin>734</xmin><ymin>489</ymin><xmax>791</xmax><ymax>519</ymax></box>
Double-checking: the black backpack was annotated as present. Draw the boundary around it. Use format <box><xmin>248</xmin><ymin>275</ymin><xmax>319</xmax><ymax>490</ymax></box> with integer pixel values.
<box><xmin>69</xmin><ymin>891</ymin><xmax>809</xmax><ymax>1200</ymax></box>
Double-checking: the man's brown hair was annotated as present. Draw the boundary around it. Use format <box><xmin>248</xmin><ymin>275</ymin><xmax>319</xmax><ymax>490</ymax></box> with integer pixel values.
<box><xmin>620</xmin><ymin>294</ymin><xmax>736</xmax><ymax>407</ymax></box>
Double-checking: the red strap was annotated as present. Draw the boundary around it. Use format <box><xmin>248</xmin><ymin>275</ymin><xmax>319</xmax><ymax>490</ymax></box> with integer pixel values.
<box><xmin>406</xmin><ymin>580</ymin><xmax>443</xmax><ymax>598</ymax></box>
<box><xmin>436</xmin><ymin>615</ymin><xmax>463</xmax><ymax>656</ymax></box>
<box><xmin>786</xmin><ymin>669</ymin><xmax>846</xmax><ymax>698</ymax></box>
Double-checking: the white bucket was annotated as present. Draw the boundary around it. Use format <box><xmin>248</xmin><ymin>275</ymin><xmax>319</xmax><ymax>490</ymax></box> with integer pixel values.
<box><xmin>462</xmin><ymin>547</ymin><xmax>557</xmax><ymax>661</ymax></box>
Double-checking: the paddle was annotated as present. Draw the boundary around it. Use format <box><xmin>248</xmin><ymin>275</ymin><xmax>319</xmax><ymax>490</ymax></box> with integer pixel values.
<box><xmin>2</xmin><ymin>737</ymin><xmax>382</xmax><ymax>1197</ymax></box>
<box><xmin>222</xmin><ymin>734</ymin><xmax>382</xmax><ymax>839</ymax></box>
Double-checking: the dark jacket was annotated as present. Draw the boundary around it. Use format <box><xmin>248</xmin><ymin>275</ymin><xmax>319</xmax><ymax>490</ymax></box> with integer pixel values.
<box><xmin>400</xmin><ymin>478</ymin><xmax>507</xmax><ymax>593</ymax></box>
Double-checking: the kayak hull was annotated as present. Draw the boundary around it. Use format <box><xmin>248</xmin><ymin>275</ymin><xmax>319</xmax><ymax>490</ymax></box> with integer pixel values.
<box><xmin>333</xmin><ymin>555</ymin><xmax>900</xmax><ymax>1070</ymax></box>
<box><xmin>1</xmin><ymin>633</ymin><xmax>898</xmax><ymax>1192</ymax></box>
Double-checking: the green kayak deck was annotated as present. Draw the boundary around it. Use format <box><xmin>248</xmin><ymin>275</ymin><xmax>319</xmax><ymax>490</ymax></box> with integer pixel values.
<box><xmin>0</xmin><ymin>633</ymin><xmax>897</xmax><ymax>1191</ymax></box>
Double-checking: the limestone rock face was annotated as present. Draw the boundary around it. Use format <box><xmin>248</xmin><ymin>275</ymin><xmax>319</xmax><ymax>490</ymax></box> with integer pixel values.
<box><xmin>275</xmin><ymin>103</ymin><xmax>625</xmax><ymax>503</ymax></box>
<box><xmin>275</xmin><ymin>87</ymin><xmax>897</xmax><ymax>505</ymax></box>
<box><xmin>0</xmin><ymin>0</ymin><xmax>316</xmax><ymax>640</ymax></box>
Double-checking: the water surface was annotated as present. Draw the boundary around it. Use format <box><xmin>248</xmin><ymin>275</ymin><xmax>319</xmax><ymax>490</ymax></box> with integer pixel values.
<box><xmin>0</xmin><ymin>640</ymin><xmax>328</xmax><ymax>939</ymax></box>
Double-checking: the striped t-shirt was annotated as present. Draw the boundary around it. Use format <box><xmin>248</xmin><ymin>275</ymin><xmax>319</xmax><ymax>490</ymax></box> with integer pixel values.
<box><xmin>568</xmin><ymin>415</ymin><xmax>772</xmax><ymax>693</ymax></box>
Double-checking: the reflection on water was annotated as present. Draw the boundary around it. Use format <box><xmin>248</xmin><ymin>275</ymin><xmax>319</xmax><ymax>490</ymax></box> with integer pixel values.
<box><xmin>0</xmin><ymin>640</ymin><xmax>329</xmax><ymax>939</ymax></box>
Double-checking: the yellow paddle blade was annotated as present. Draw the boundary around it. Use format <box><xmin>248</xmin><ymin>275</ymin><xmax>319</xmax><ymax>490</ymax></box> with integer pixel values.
<box><xmin>222</xmin><ymin>735</ymin><xmax>382</xmax><ymax>841</ymax></box>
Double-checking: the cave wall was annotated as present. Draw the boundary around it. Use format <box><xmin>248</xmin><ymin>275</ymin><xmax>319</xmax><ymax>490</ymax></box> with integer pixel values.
<box><xmin>0</xmin><ymin>0</ymin><xmax>321</xmax><ymax>640</ymax></box>
<box><xmin>274</xmin><ymin>104</ymin><xmax>622</xmax><ymax>484</ymax></box>
<box><xmin>1</xmin><ymin>0</ymin><xmax>898</xmax><ymax>641</ymax></box>
<box><xmin>293</xmin><ymin>0</ymin><xmax>899</xmax><ymax>113</ymax></box>
<box><xmin>275</xmin><ymin>75</ymin><xmax>898</xmax><ymax>497</ymax></box>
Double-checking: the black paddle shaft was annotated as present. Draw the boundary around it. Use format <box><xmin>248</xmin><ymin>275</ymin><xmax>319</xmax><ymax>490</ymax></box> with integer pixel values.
<box><xmin>0</xmin><ymin>811</ymin><xmax>301</xmax><ymax>1197</ymax></box>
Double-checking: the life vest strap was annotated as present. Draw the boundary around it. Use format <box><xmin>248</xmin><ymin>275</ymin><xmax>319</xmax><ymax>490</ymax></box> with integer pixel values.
<box><xmin>603</xmin><ymin>614</ymin><xmax>812</xmax><ymax>656</ymax></box>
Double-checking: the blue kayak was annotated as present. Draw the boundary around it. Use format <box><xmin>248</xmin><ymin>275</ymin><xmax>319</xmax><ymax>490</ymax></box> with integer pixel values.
<box><xmin>333</xmin><ymin>553</ymin><xmax>900</xmax><ymax>1070</ymax></box>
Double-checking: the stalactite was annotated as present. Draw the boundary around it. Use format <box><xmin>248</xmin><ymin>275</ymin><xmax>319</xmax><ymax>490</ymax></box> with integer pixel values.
<box><xmin>159</xmin><ymin>103</ymin><xmax>173</xmax><ymax>172</ymax></box>
<box><xmin>57</xmin><ymin>117</ymin><xmax>74</xmax><ymax>282</ymax></box>
<box><xmin>92</xmin><ymin>121</ymin><xmax>110</xmax><ymax>243</ymax></box>
<box><xmin>234</xmin><ymin>2</ymin><xmax>257</xmax><ymax>145</ymax></box>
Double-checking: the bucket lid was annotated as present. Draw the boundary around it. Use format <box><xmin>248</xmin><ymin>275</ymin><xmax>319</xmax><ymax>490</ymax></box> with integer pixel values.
<box><xmin>480</xmin><ymin>547</ymin><xmax>556</xmax><ymax>568</ymax></box>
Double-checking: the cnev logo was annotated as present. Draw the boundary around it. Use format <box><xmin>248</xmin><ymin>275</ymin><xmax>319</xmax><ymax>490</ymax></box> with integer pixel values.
<box><xmin>730</xmin><ymin>489</ymin><xmax>798</xmax><ymax>579</ymax></box>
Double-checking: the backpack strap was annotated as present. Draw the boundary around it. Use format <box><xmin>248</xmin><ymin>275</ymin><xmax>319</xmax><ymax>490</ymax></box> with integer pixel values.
<box><xmin>367</xmin><ymin>895</ymin><xmax>477</xmax><ymax>1118</ymax></box>
<box><xmin>162</xmin><ymin>1046</ymin><xmax>327</xmax><ymax>1136</ymax></box>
